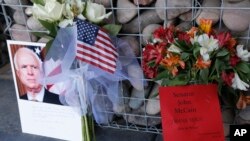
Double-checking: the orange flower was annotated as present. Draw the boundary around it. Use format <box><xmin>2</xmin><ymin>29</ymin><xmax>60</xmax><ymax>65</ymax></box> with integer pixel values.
<box><xmin>187</xmin><ymin>27</ymin><xmax>198</xmax><ymax>38</ymax></box>
<box><xmin>194</xmin><ymin>57</ymin><xmax>211</xmax><ymax>69</ymax></box>
<box><xmin>199</xmin><ymin>19</ymin><xmax>212</xmax><ymax>34</ymax></box>
<box><xmin>160</xmin><ymin>54</ymin><xmax>185</xmax><ymax>76</ymax></box>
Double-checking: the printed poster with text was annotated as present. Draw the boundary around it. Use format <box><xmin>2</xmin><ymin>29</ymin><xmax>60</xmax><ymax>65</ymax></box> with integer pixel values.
<box><xmin>159</xmin><ymin>84</ymin><xmax>225</xmax><ymax>141</ymax></box>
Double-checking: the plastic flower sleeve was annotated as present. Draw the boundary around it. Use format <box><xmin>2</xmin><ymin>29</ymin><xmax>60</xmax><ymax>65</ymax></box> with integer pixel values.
<box><xmin>41</xmin><ymin>24</ymin><xmax>145</xmax><ymax>124</ymax></box>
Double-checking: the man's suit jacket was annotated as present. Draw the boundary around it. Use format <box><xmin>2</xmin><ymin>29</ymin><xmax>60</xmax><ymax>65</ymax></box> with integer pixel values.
<box><xmin>20</xmin><ymin>89</ymin><xmax>62</xmax><ymax>105</ymax></box>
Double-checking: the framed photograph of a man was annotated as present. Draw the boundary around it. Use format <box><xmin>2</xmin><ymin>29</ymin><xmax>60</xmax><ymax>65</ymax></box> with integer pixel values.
<box><xmin>8</xmin><ymin>41</ymin><xmax>61</xmax><ymax>105</ymax></box>
<box><xmin>7</xmin><ymin>40</ymin><xmax>82</xmax><ymax>141</ymax></box>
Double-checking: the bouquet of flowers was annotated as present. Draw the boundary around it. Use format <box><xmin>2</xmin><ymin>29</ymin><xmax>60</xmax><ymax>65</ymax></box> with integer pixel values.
<box><xmin>31</xmin><ymin>0</ymin><xmax>122</xmax><ymax>141</ymax></box>
<box><xmin>142</xmin><ymin>19</ymin><xmax>250</xmax><ymax>97</ymax></box>
<box><xmin>31</xmin><ymin>0</ymin><xmax>121</xmax><ymax>48</ymax></box>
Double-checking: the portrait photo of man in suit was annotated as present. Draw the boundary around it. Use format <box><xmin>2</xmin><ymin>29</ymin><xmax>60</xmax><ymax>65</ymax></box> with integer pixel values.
<box><xmin>13</xmin><ymin>47</ymin><xmax>62</xmax><ymax>105</ymax></box>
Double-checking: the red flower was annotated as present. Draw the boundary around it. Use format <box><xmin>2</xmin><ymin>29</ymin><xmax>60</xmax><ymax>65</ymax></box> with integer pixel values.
<box><xmin>221</xmin><ymin>71</ymin><xmax>235</xmax><ymax>86</ymax></box>
<box><xmin>230</xmin><ymin>55</ymin><xmax>240</xmax><ymax>67</ymax></box>
<box><xmin>216</xmin><ymin>32</ymin><xmax>236</xmax><ymax>53</ymax></box>
<box><xmin>143</xmin><ymin>42</ymin><xmax>166</xmax><ymax>65</ymax></box>
<box><xmin>178</xmin><ymin>32</ymin><xmax>191</xmax><ymax>45</ymax></box>
<box><xmin>216</xmin><ymin>32</ymin><xmax>231</xmax><ymax>47</ymax></box>
<box><xmin>142</xmin><ymin>62</ymin><xmax>157</xmax><ymax>79</ymax></box>
<box><xmin>153</xmin><ymin>26</ymin><xmax>175</xmax><ymax>43</ymax></box>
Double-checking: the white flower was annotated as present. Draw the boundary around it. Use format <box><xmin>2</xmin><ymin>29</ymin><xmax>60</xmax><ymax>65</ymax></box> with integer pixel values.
<box><xmin>191</xmin><ymin>34</ymin><xmax>219</xmax><ymax>61</ymax></box>
<box><xmin>168</xmin><ymin>44</ymin><xmax>182</xmax><ymax>54</ymax></box>
<box><xmin>85</xmin><ymin>1</ymin><xmax>112</xmax><ymax>23</ymax></box>
<box><xmin>200</xmin><ymin>47</ymin><xmax>210</xmax><ymax>61</ymax></box>
<box><xmin>232</xmin><ymin>73</ymin><xmax>249</xmax><ymax>91</ymax></box>
<box><xmin>197</xmin><ymin>34</ymin><xmax>219</xmax><ymax>52</ymax></box>
<box><xmin>64</xmin><ymin>0</ymin><xmax>85</xmax><ymax>20</ymax></box>
<box><xmin>59</xmin><ymin>19</ymin><xmax>73</xmax><ymax>28</ymax></box>
<box><xmin>236</xmin><ymin>45</ymin><xmax>250</xmax><ymax>61</ymax></box>
<box><xmin>32</xmin><ymin>0</ymin><xmax>64</xmax><ymax>22</ymax></box>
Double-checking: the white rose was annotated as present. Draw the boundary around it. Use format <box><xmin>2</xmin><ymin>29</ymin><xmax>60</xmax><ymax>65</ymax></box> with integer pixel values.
<box><xmin>32</xmin><ymin>0</ymin><xmax>64</xmax><ymax>22</ymax></box>
<box><xmin>85</xmin><ymin>1</ymin><xmax>112</xmax><ymax>23</ymax></box>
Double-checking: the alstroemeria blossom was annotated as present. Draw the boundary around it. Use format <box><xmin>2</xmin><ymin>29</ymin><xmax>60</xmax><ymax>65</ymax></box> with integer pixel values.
<box><xmin>32</xmin><ymin>0</ymin><xmax>64</xmax><ymax>22</ymax></box>
<box><xmin>168</xmin><ymin>44</ymin><xmax>182</xmax><ymax>54</ymax></box>
<box><xmin>232</xmin><ymin>73</ymin><xmax>249</xmax><ymax>91</ymax></box>
<box><xmin>191</xmin><ymin>34</ymin><xmax>219</xmax><ymax>61</ymax></box>
<box><xmin>85</xmin><ymin>2</ymin><xmax>112</xmax><ymax>23</ymax></box>
<box><xmin>236</xmin><ymin>45</ymin><xmax>250</xmax><ymax>61</ymax></box>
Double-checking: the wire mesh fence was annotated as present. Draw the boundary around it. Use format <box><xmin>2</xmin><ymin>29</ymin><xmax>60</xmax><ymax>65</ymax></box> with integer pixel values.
<box><xmin>1</xmin><ymin>0</ymin><xmax>250</xmax><ymax>136</ymax></box>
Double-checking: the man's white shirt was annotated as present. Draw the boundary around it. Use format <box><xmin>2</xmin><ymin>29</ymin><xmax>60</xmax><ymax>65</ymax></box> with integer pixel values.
<box><xmin>27</xmin><ymin>87</ymin><xmax>45</xmax><ymax>102</ymax></box>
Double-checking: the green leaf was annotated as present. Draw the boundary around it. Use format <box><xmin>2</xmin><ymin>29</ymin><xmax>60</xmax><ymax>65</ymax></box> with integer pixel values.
<box><xmin>31</xmin><ymin>32</ymin><xmax>54</xmax><ymax>39</ymax></box>
<box><xmin>38</xmin><ymin>20</ymin><xmax>58</xmax><ymax>37</ymax></box>
<box><xmin>147</xmin><ymin>60</ymin><xmax>156</xmax><ymax>67</ymax></box>
<box><xmin>193</xmin><ymin>46</ymin><xmax>200</xmax><ymax>58</ymax></box>
<box><xmin>216</xmin><ymin>48</ymin><xmax>229</xmax><ymax>57</ymax></box>
<box><xmin>45</xmin><ymin>39</ymin><xmax>54</xmax><ymax>54</ymax></box>
<box><xmin>168</xmin><ymin>74</ymin><xmax>189</xmax><ymax>86</ymax></box>
<box><xmin>181</xmin><ymin>52</ymin><xmax>190</xmax><ymax>61</ymax></box>
<box><xmin>31</xmin><ymin>0</ymin><xmax>45</xmax><ymax>5</ymax></box>
<box><xmin>199</xmin><ymin>68</ymin><xmax>209</xmax><ymax>83</ymax></box>
<box><xmin>154</xmin><ymin>70</ymin><xmax>169</xmax><ymax>81</ymax></box>
<box><xmin>102</xmin><ymin>24</ymin><xmax>122</xmax><ymax>36</ymax></box>
<box><xmin>236</xmin><ymin>62</ymin><xmax>250</xmax><ymax>74</ymax></box>
<box><xmin>215</xmin><ymin>59</ymin><xmax>223</xmax><ymax>74</ymax></box>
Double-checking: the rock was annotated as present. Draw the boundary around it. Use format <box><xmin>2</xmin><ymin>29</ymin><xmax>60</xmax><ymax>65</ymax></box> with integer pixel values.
<box><xmin>129</xmin><ymin>86</ymin><xmax>151</xmax><ymax>109</ymax></box>
<box><xmin>167</xmin><ymin>0</ymin><xmax>192</xmax><ymax>20</ymax></box>
<box><xmin>235</xmin><ymin>114</ymin><xmax>250</xmax><ymax>124</ymax></box>
<box><xmin>122</xmin><ymin>9</ymin><xmax>163</xmax><ymax>33</ymax></box>
<box><xmin>196</xmin><ymin>0</ymin><xmax>220</xmax><ymax>25</ymax></box>
<box><xmin>142</xmin><ymin>24</ymin><xmax>161</xmax><ymax>45</ymax></box>
<box><xmin>223</xmin><ymin>123</ymin><xmax>230</xmax><ymax>137</ymax></box>
<box><xmin>127</xmin><ymin>64</ymin><xmax>144</xmax><ymax>90</ymax></box>
<box><xmin>93</xmin><ymin>0</ymin><xmax>112</xmax><ymax>8</ymax></box>
<box><xmin>179</xmin><ymin>11</ymin><xmax>193</xmax><ymax>22</ymax></box>
<box><xmin>117</xmin><ymin>39</ymin><xmax>137</xmax><ymax>65</ymax></box>
<box><xmin>117</xmin><ymin>0</ymin><xmax>137</xmax><ymax>24</ymax></box>
<box><xmin>3</xmin><ymin>0</ymin><xmax>28</xmax><ymax>10</ymax></box>
<box><xmin>10</xmin><ymin>24</ymin><xmax>37</xmax><ymax>42</ymax></box>
<box><xmin>25</xmin><ymin>7</ymin><xmax>33</xmax><ymax>16</ymax></box>
<box><xmin>222</xmin><ymin>0</ymin><xmax>250</xmax><ymax>32</ymax></box>
<box><xmin>111</xmin><ymin>83</ymin><xmax>130</xmax><ymax>114</ymax></box>
<box><xmin>125</xmin><ymin>106</ymin><xmax>161</xmax><ymax>126</ymax></box>
<box><xmin>222</xmin><ymin>109</ymin><xmax>235</xmax><ymax>123</ymax></box>
<box><xmin>133</xmin><ymin>0</ymin><xmax>154</xmax><ymax>6</ymax></box>
<box><xmin>226</xmin><ymin>0</ymin><xmax>245</xmax><ymax>2</ymax></box>
<box><xmin>120</xmin><ymin>36</ymin><xmax>140</xmax><ymax>57</ymax></box>
<box><xmin>13</xmin><ymin>10</ymin><xmax>27</xmax><ymax>25</ymax></box>
<box><xmin>27</xmin><ymin>16</ymin><xmax>45</xmax><ymax>30</ymax></box>
<box><xmin>155</xmin><ymin>0</ymin><xmax>167</xmax><ymax>20</ymax></box>
<box><xmin>146</xmin><ymin>84</ymin><xmax>160</xmax><ymax>115</ymax></box>
<box><xmin>239</xmin><ymin>106</ymin><xmax>250</xmax><ymax>120</ymax></box>
<box><xmin>176</xmin><ymin>22</ymin><xmax>192</xmax><ymax>31</ymax></box>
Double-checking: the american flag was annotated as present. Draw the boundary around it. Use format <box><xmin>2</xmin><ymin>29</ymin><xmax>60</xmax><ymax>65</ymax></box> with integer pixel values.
<box><xmin>76</xmin><ymin>19</ymin><xmax>118</xmax><ymax>74</ymax></box>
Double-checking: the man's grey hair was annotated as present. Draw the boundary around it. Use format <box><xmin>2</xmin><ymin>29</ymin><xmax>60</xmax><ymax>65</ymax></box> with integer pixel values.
<box><xmin>14</xmin><ymin>47</ymin><xmax>42</xmax><ymax>71</ymax></box>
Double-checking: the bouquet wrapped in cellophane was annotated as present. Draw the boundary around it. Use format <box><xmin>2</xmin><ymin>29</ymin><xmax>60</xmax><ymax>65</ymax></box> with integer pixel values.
<box><xmin>31</xmin><ymin>0</ymin><xmax>144</xmax><ymax>141</ymax></box>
